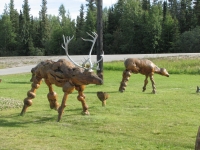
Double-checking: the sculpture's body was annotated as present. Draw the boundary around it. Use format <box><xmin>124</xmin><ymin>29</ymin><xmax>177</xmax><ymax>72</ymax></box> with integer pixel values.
<box><xmin>119</xmin><ymin>58</ymin><xmax>169</xmax><ymax>94</ymax></box>
<box><xmin>20</xmin><ymin>32</ymin><xmax>104</xmax><ymax>122</ymax></box>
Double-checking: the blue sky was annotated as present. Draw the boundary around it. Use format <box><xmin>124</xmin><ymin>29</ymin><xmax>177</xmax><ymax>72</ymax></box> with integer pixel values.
<box><xmin>1</xmin><ymin>0</ymin><xmax>117</xmax><ymax>19</ymax></box>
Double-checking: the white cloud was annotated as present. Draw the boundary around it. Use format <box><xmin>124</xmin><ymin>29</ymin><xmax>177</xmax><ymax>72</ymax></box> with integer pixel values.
<box><xmin>0</xmin><ymin>0</ymin><xmax>117</xmax><ymax>19</ymax></box>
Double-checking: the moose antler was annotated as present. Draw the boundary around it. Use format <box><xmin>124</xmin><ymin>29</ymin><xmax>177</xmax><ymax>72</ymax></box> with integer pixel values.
<box><xmin>62</xmin><ymin>32</ymin><xmax>104</xmax><ymax>72</ymax></box>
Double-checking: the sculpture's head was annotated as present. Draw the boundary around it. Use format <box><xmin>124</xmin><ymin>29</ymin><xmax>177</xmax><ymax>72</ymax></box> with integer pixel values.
<box><xmin>160</xmin><ymin>68</ymin><xmax>169</xmax><ymax>77</ymax></box>
<box><xmin>70</xmin><ymin>67</ymin><xmax>103</xmax><ymax>85</ymax></box>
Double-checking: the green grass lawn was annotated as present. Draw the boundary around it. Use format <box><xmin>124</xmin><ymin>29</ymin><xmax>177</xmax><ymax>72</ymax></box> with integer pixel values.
<box><xmin>0</xmin><ymin>59</ymin><xmax>200</xmax><ymax>149</ymax></box>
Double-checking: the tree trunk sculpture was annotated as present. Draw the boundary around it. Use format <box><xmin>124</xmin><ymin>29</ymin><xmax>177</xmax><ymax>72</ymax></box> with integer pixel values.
<box><xmin>20</xmin><ymin>32</ymin><xmax>104</xmax><ymax>122</ymax></box>
<box><xmin>119</xmin><ymin>58</ymin><xmax>169</xmax><ymax>94</ymax></box>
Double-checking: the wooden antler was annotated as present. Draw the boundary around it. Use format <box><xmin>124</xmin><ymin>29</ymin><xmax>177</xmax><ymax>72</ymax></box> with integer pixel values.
<box><xmin>62</xmin><ymin>32</ymin><xmax>104</xmax><ymax>72</ymax></box>
<box><xmin>62</xmin><ymin>35</ymin><xmax>86</xmax><ymax>69</ymax></box>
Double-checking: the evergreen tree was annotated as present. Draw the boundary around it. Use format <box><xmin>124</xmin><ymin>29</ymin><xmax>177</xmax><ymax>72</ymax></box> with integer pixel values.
<box><xmin>83</xmin><ymin>0</ymin><xmax>97</xmax><ymax>54</ymax></box>
<box><xmin>161</xmin><ymin>10</ymin><xmax>179</xmax><ymax>53</ymax></box>
<box><xmin>18</xmin><ymin>0</ymin><xmax>34</xmax><ymax>55</ymax></box>
<box><xmin>9</xmin><ymin>0</ymin><xmax>19</xmax><ymax>34</ymax></box>
<box><xmin>174</xmin><ymin>26</ymin><xmax>200</xmax><ymax>52</ymax></box>
<box><xmin>75</xmin><ymin>4</ymin><xmax>86</xmax><ymax>54</ymax></box>
<box><xmin>76</xmin><ymin>4</ymin><xmax>85</xmax><ymax>39</ymax></box>
<box><xmin>0</xmin><ymin>13</ymin><xmax>15</xmax><ymax>55</ymax></box>
<box><xmin>193</xmin><ymin>0</ymin><xmax>200</xmax><ymax>26</ymax></box>
<box><xmin>119</xmin><ymin>0</ymin><xmax>143</xmax><ymax>54</ymax></box>
<box><xmin>103</xmin><ymin>7</ymin><xmax>116</xmax><ymax>54</ymax></box>
<box><xmin>168</xmin><ymin>0</ymin><xmax>178</xmax><ymax>18</ymax></box>
<box><xmin>39</xmin><ymin>0</ymin><xmax>49</xmax><ymax>55</ymax></box>
<box><xmin>46</xmin><ymin>15</ymin><xmax>62</xmax><ymax>55</ymax></box>
<box><xmin>8</xmin><ymin>0</ymin><xmax>19</xmax><ymax>54</ymax></box>
<box><xmin>59</xmin><ymin>4</ymin><xmax>67</xmax><ymax>26</ymax></box>
<box><xmin>178</xmin><ymin>0</ymin><xmax>193</xmax><ymax>33</ymax></box>
<box><xmin>142</xmin><ymin>0</ymin><xmax>150</xmax><ymax>11</ymax></box>
<box><xmin>143</xmin><ymin>4</ymin><xmax>163</xmax><ymax>53</ymax></box>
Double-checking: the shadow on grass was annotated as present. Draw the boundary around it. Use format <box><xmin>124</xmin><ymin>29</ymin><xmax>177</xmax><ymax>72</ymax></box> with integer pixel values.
<box><xmin>0</xmin><ymin>112</ymin><xmax>56</xmax><ymax>127</ymax></box>
<box><xmin>84</xmin><ymin>91</ymin><xmax>119</xmax><ymax>94</ymax></box>
<box><xmin>7</xmin><ymin>81</ymin><xmax>31</xmax><ymax>84</ymax></box>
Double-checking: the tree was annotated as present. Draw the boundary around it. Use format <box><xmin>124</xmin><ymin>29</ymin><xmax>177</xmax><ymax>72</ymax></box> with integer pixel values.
<box><xmin>75</xmin><ymin>4</ymin><xmax>86</xmax><ymax>54</ymax></box>
<box><xmin>0</xmin><ymin>3</ymin><xmax>18</xmax><ymax>56</ymax></box>
<box><xmin>160</xmin><ymin>11</ymin><xmax>179</xmax><ymax>53</ymax></box>
<box><xmin>0</xmin><ymin>14</ymin><xmax>15</xmax><ymax>56</ymax></box>
<box><xmin>9</xmin><ymin>0</ymin><xmax>19</xmax><ymax>34</ymax></box>
<box><xmin>142</xmin><ymin>0</ymin><xmax>150</xmax><ymax>11</ymax></box>
<box><xmin>174</xmin><ymin>26</ymin><xmax>200</xmax><ymax>52</ymax></box>
<box><xmin>84</xmin><ymin>0</ymin><xmax>97</xmax><ymax>54</ymax></box>
<box><xmin>39</xmin><ymin>0</ymin><xmax>49</xmax><ymax>55</ymax></box>
<box><xmin>17</xmin><ymin>0</ymin><xmax>34</xmax><ymax>55</ymax></box>
<box><xmin>193</xmin><ymin>0</ymin><xmax>200</xmax><ymax>26</ymax></box>
<box><xmin>119</xmin><ymin>0</ymin><xmax>144</xmax><ymax>54</ymax></box>
<box><xmin>143</xmin><ymin>4</ymin><xmax>163</xmax><ymax>53</ymax></box>
<box><xmin>76</xmin><ymin>4</ymin><xmax>85</xmax><ymax>39</ymax></box>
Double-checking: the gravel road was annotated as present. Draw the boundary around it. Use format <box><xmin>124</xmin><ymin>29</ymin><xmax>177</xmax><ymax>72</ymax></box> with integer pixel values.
<box><xmin>1</xmin><ymin>53</ymin><xmax>200</xmax><ymax>75</ymax></box>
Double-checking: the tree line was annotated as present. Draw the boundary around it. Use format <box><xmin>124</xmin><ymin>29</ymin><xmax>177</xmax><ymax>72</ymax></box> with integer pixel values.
<box><xmin>0</xmin><ymin>0</ymin><xmax>200</xmax><ymax>56</ymax></box>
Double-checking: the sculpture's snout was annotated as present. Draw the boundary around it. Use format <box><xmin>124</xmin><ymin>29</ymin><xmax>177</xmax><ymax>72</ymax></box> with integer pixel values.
<box><xmin>97</xmin><ymin>78</ymin><xmax>103</xmax><ymax>85</ymax></box>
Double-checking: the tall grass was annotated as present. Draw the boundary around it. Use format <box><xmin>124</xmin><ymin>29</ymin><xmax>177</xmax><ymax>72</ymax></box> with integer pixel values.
<box><xmin>104</xmin><ymin>56</ymin><xmax>200</xmax><ymax>74</ymax></box>
<box><xmin>0</xmin><ymin>57</ymin><xmax>200</xmax><ymax>149</ymax></box>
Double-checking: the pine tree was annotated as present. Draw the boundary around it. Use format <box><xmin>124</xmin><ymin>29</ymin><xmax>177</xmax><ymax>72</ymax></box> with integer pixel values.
<box><xmin>75</xmin><ymin>4</ymin><xmax>86</xmax><ymax>54</ymax></box>
<box><xmin>193</xmin><ymin>0</ymin><xmax>200</xmax><ymax>26</ymax></box>
<box><xmin>9</xmin><ymin>0</ymin><xmax>19</xmax><ymax>54</ymax></box>
<box><xmin>19</xmin><ymin>0</ymin><xmax>34</xmax><ymax>55</ymax></box>
<box><xmin>9</xmin><ymin>0</ymin><xmax>19</xmax><ymax>34</ymax></box>
<box><xmin>76</xmin><ymin>4</ymin><xmax>85</xmax><ymax>39</ymax></box>
<box><xmin>39</xmin><ymin>0</ymin><xmax>49</xmax><ymax>55</ymax></box>
<box><xmin>0</xmin><ymin>3</ymin><xmax>19</xmax><ymax>56</ymax></box>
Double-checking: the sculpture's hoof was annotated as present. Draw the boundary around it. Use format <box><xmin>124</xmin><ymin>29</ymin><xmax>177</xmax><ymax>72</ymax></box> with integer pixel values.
<box><xmin>20</xmin><ymin>112</ymin><xmax>24</xmax><ymax>116</ymax></box>
<box><xmin>82</xmin><ymin>111</ymin><xmax>90</xmax><ymax>115</ymax></box>
<box><xmin>119</xmin><ymin>90</ymin><xmax>124</xmax><ymax>93</ymax></box>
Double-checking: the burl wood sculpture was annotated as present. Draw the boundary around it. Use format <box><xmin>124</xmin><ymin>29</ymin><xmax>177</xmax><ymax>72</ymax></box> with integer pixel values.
<box><xmin>119</xmin><ymin>58</ymin><xmax>169</xmax><ymax>94</ymax></box>
<box><xmin>195</xmin><ymin>126</ymin><xmax>200</xmax><ymax>150</ymax></box>
<box><xmin>97</xmin><ymin>91</ymin><xmax>109</xmax><ymax>106</ymax></box>
<box><xmin>20</xmin><ymin>32</ymin><xmax>104</xmax><ymax>122</ymax></box>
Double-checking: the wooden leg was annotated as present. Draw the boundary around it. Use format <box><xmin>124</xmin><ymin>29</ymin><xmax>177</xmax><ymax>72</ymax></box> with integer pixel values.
<box><xmin>150</xmin><ymin>75</ymin><xmax>156</xmax><ymax>94</ymax></box>
<box><xmin>57</xmin><ymin>82</ymin><xmax>75</xmax><ymax>122</ymax></box>
<box><xmin>195</xmin><ymin>126</ymin><xmax>200</xmax><ymax>150</ymax></box>
<box><xmin>20</xmin><ymin>76</ymin><xmax>42</xmax><ymax>116</ymax></box>
<box><xmin>75</xmin><ymin>85</ymin><xmax>90</xmax><ymax>115</ymax></box>
<box><xmin>119</xmin><ymin>70</ymin><xmax>131</xmax><ymax>92</ymax></box>
<box><xmin>143</xmin><ymin>76</ymin><xmax>148</xmax><ymax>92</ymax></box>
<box><xmin>45</xmin><ymin>79</ymin><xmax>59</xmax><ymax>110</ymax></box>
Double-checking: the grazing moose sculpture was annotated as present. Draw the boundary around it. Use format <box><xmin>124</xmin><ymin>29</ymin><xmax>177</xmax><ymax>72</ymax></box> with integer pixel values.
<box><xmin>20</xmin><ymin>32</ymin><xmax>103</xmax><ymax>122</ymax></box>
<box><xmin>119</xmin><ymin>58</ymin><xmax>169</xmax><ymax>94</ymax></box>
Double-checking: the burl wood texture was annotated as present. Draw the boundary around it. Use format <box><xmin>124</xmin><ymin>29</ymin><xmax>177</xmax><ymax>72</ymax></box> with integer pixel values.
<box><xmin>119</xmin><ymin>58</ymin><xmax>169</xmax><ymax>94</ymax></box>
<box><xmin>21</xmin><ymin>59</ymin><xmax>103</xmax><ymax>122</ymax></box>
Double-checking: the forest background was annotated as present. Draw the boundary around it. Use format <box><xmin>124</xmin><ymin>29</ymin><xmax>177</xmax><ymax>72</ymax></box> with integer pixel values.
<box><xmin>0</xmin><ymin>0</ymin><xmax>200</xmax><ymax>56</ymax></box>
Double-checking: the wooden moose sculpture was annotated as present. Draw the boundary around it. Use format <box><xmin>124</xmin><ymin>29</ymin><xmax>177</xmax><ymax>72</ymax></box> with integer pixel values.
<box><xmin>20</xmin><ymin>32</ymin><xmax>104</xmax><ymax>122</ymax></box>
<box><xmin>119</xmin><ymin>58</ymin><xmax>169</xmax><ymax>94</ymax></box>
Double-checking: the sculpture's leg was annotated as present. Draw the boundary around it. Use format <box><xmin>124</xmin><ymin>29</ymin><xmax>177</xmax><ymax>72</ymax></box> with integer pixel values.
<box><xmin>20</xmin><ymin>76</ymin><xmax>42</xmax><ymax>115</ymax></box>
<box><xmin>119</xmin><ymin>69</ymin><xmax>132</xmax><ymax>92</ymax></box>
<box><xmin>142</xmin><ymin>76</ymin><xmax>148</xmax><ymax>92</ymax></box>
<box><xmin>149</xmin><ymin>75</ymin><xmax>156</xmax><ymax>94</ymax></box>
<box><xmin>75</xmin><ymin>85</ymin><xmax>90</xmax><ymax>115</ymax></box>
<box><xmin>57</xmin><ymin>82</ymin><xmax>75</xmax><ymax>122</ymax></box>
<box><xmin>44</xmin><ymin>79</ymin><xmax>59</xmax><ymax>110</ymax></box>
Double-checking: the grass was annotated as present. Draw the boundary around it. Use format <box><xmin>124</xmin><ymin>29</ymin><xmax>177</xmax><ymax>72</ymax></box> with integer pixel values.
<box><xmin>0</xmin><ymin>57</ymin><xmax>200</xmax><ymax>149</ymax></box>
<box><xmin>105</xmin><ymin>56</ymin><xmax>200</xmax><ymax>74</ymax></box>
